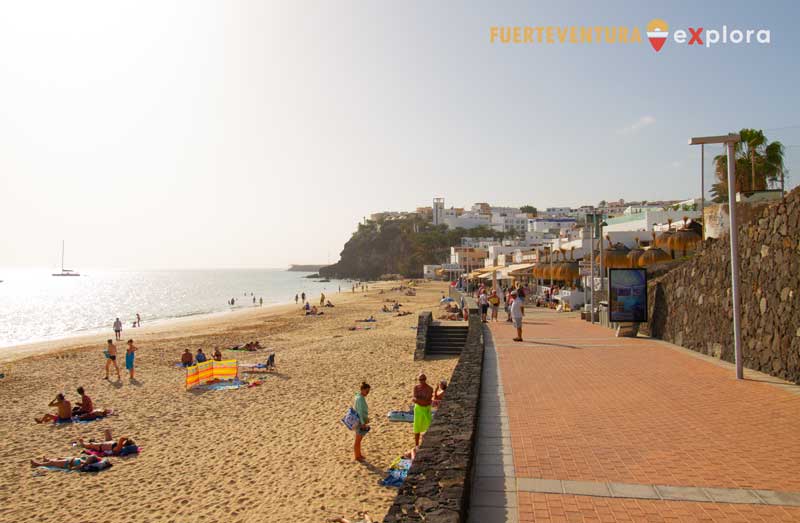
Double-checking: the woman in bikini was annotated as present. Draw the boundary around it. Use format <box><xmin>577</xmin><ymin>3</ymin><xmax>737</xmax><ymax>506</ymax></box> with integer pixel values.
<box><xmin>30</xmin><ymin>455</ymin><xmax>101</xmax><ymax>471</ymax></box>
<box><xmin>77</xmin><ymin>429</ymin><xmax>136</xmax><ymax>454</ymax></box>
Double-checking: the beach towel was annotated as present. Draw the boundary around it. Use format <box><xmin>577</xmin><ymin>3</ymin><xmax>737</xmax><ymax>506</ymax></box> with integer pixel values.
<box><xmin>54</xmin><ymin>410</ymin><xmax>115</xmax><ymax>425</ymax></box>
<box><xmin>380</xmin><ymin>456</ymin><xmax>413</xmax><ymax>487</ymax></box>
<box><xmin>341</xmin><ymin>407</ymin><xmax>360</xmax><ymax>431</ymax></box>
<box><xmin>37</xmin><ymin>459</ymin><xmax>112</xmax><ymax>473</ymax></box>
<box><xmin>387</xmin><ymin>410</ymin><xmax>414</xmax><ymax>422</ymax></box>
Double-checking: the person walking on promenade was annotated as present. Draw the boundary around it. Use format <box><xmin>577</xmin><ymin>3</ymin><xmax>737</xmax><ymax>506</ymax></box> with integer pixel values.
<box><xmin>113</xmin><ymin>317</ymin><xmax>122</xmax><ymax>341</ymax></box>
<box><xmin>353</xmin><ymin>382</ymin><xmax>371</xmax><ymax>461</ymax></box>
<box><xmin>478</xmin><ymin>290</ymin><xmax>489</xmax><ymax>323</ymax></box>
<box><xmin>510</xmin><ymin>290</ymin><xmax>525</xmax><ymax>342</ymax></box>
<box><xmin>412</xmin><ymin>373</ymin><xmax>433</xmax><ymax>447</ymax></box>
<box><xmin>125</xmin><ymin>339</ymin><xmax>138</xmax><ymax>380</ymax></box>
<box><xmin>488</xmin><ymin>290</ymin><xmax>500</xmax><ymax>321</ymax></box>
<box><xmin>104</xmin><ymin>339</ymin><xmax>121</xmax><ymax>381</ymax></box>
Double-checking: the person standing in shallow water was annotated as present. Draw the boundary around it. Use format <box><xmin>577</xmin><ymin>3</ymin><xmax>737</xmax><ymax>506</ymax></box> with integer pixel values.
<box><xmin>353</xmin><ymin>382</ymin><xmax>371</xmax><ymax>461</ymax></box>
<box><xmin>113</xmin><ymin>317</ymin><xmax>122</xmax><ymax>341</ymax></box>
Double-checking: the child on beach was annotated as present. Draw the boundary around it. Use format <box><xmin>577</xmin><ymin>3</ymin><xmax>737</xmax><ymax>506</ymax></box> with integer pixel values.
<box><xmin>125</xmin><ymin>340</ymin><xmax>138</xmax><ymax>380</ymax></box>
<box><xmin>353</xmin><ymin>382</ymin><xmax>371</xmax><ymax>461</ymax></box>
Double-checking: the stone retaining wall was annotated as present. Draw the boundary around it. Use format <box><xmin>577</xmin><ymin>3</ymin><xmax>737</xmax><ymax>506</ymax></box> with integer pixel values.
<box><xmin>383</xmin><ymin>306</ymin><xmax>484</xmax><ymax>523</ymax></box>
<box><xmin>642</xmin><ymin>187</ymin><xmax>800</xmax><ymax>383</ymax></box>
<box><xmin>414</xmin><ymin>311</ymin><xmax>434</xmax><ymax>361</ymax></box>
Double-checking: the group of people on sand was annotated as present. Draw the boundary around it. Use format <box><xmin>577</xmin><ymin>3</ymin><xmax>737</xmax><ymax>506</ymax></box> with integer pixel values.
<box><xmin>31</xmin><ymin>429</ymin><xmax>137</xmax><ymax>472</ymax></box>
<box><xmin>350</xmin><ymin>373</ymin><xmax>447</xmax><ymax>462</ymax></box>
<box><xmin>104</xmin><ymin>339</ymin><xmax>138</xmax><ymax>381</ymax></box>
<box><xmin>181</xmin><ymin>347</ymin><xmax>223</xmax><ymax>366</ymax></box>
<box><xmin>35</xmin><ymin>388</ymin><xmax>111</xmax><ymax>424</ymax></box>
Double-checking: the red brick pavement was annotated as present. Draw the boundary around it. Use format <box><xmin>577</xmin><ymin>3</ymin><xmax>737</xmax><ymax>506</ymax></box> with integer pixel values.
<box><xmin>518</xmin><ymin>492</ymin><xmax>800</xmax><ymax>522</ymax></box>
<box><xmin>489</xmin><ymin>310</ymin><xmax>800</xmax><ymax>520</ymax></box>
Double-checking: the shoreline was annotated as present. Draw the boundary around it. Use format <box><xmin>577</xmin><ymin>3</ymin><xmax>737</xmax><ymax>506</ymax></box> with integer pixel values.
<box><xmin>0</xmin><ymin>289</ymin><xmax>364</xmax><ymax>364</ymax></box>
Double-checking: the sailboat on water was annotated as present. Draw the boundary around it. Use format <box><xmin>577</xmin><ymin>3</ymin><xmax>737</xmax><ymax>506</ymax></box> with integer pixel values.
<box><xmin>52</xmin><ymin>240</ymin><xmax>80</xmax><ymax>277</ymax></box>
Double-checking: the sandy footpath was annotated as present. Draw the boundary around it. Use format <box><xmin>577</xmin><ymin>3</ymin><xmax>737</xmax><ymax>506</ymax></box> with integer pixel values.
<box><xmin>0</xmin><ymin>281</ymin><xmax>457</xmax><ymax>523</ymax></box>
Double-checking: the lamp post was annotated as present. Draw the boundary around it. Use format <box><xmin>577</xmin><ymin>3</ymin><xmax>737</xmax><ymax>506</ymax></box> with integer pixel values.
<box><xmin>689</xmin><ymin>133</ymin><xmax>742</xmax><ymax>379</ymax></box>
<box><xmin>589</xmin><ymin>213</ymin><xmax>596</xmax><ymax>324</ymax></box>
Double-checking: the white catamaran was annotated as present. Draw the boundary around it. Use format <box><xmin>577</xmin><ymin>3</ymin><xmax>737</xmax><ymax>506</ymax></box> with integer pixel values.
<box><xmin>52</xmin><ymin>240</ymin><xmax>80</xmax><ymax>276</ymax></box>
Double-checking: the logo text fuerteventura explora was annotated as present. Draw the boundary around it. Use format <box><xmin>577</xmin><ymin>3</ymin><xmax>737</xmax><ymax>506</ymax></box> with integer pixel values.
<box><xmin>489</xmin><ymin>19</ymin><xmax>771</xmax><ymax>52</ymax></box>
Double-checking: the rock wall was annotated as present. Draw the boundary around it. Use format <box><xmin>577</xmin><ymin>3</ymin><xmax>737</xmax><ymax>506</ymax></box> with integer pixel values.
<box><xmin>643</xmin><ymin>187</ymin><xmax>800</xmax><ymax>383</ymax></box>
<box><xmin>414</xmin><ymin>312</ymin><xmax>433</xmax><ymax>361</ymax></box>
<box><xmin>383</xmin><ymin>308</ymin><xmax>484</xmax><ymax>523</ymax></box>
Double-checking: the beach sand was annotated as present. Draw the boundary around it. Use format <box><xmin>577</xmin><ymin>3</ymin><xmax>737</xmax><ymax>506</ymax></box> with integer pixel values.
<box><xmin>0</xmin><ymin>281</ymin><xmax>458</xmax><ymax>523</ymax></box>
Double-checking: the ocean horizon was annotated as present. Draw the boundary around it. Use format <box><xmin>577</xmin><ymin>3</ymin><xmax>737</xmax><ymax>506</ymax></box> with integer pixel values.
<box><xmin>0</xmin><ymin>268</ymin><xmax>349</xmax><ymax>349</ymax></box>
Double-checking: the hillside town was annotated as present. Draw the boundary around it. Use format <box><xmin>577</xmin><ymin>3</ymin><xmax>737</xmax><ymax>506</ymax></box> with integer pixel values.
<box><xmin>363</xmin><ymin>187</ymin><xmax>785</xmax><ymax>314</ymax></box>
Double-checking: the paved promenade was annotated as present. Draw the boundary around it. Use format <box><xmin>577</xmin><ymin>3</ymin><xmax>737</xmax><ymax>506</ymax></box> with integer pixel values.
<box><xmin>469</xmin><ymin>310</ymin><xmax>800</xmax><ymax>522</ymax></box>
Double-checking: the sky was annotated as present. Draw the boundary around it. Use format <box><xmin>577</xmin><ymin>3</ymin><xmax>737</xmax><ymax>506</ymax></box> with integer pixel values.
<box><xmin>1</xmin><ymin>0</ymin><xmax>799</xmax><ymax>269</ymax></box>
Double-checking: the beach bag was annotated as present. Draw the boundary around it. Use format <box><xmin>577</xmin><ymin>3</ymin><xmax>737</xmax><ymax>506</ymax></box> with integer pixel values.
<box><xmin>341</xmin><ymin>407</ymin><xmax>360</xmax><ymax>431</ymax></box>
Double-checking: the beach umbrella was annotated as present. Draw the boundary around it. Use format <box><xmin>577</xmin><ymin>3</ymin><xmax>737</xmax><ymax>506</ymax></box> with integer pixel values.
<box><xmin>558</xmin><ymin>247</ymin><xmax>580</xmax><ymax>283</ymax></box>
<box><xmin>638</xmin><ymin>232</ymin><xmax>672</xmax><ymax>267</ymax></box>
<box><xmin>596</xmin><ymin>236</ymin><xmax>630</xmax><ymax>269</ymax></box>
<box><xmin>655</xmin><ymin>219</ymin><xmax>675</xmax><ymax>252</ymax></box>
<box><xmin>667</xmin><ymin>217</ymin><xmax>702</xmax><ymax>257</ymax></box>
<box><xmin>626</xmin><ymin>238</ymin><xmax>645</xmax><ymax>268</ymax></box>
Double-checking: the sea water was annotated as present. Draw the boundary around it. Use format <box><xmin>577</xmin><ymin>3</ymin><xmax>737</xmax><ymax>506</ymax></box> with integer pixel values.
<box><xmin>0</xmin><ymin>268</ymin><xmax>348</xmax><ymax>348</ymax></box>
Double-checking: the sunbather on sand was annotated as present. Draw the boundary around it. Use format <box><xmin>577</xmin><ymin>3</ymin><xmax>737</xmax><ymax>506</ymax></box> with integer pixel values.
<box><xmin>35</xmin><ymin>393</ymin><xmax>72</xmax><ymax>424</ymax></box>
<box><xmin>78</xmin><ymin>429</ymin><xmax>136</xmax><ymax>454</ymax></box>
<box><xmin>30</xmin><ymin>454</ymin><xmax>101</xmax><ymax>471</ymax></box>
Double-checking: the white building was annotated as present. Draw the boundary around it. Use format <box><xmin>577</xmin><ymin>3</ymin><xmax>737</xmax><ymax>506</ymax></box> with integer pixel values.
<box><xmin>442</xmin><ymin>211</ymin><xmax>491</xmax><ymax>230</ymax></box>
<box><xmin>603</xmin><ymin>209</ymin><xmax>702</xmax><ymax>234</ymax></box>
<box><xmin>528</xmin><ymin>217</ymin><xmax>577</xmax><ymax>233</ymax></box>
<box><xmin>432</xmin><ymin>197</ymin><xmax>445</xmax><ymax>225</ymax></box>
<box><xmin>491</xmin><ymin>212</ymin><xmax>529</xmax><ymax>233</ymax></box>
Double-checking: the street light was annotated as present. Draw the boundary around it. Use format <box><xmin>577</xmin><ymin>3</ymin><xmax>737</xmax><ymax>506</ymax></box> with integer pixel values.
<box><xmin>689</xmin><ymin>133</ymin><xmax>742</xmax><ymax>379</ymax></box>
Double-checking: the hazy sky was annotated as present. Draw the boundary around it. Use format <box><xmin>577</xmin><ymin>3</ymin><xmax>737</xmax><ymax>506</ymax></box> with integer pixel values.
<box><xmin>2</xmin><ymin>1</ymin><xmax>799</xmax><ymax>269</ymax></box>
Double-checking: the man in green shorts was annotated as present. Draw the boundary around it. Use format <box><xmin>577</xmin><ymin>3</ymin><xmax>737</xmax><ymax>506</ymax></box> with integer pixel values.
<box><xmin>412</xmin><ymin>373</ymin><xmax>434</xmax><ymax>447</ymax></box>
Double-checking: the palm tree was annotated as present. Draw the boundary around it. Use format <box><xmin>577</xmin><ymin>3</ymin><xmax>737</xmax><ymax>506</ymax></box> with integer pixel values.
<box><xmin>711</xmin><ymin>128</ymin><xmax>785</xmax><ymax>202</ymax></box>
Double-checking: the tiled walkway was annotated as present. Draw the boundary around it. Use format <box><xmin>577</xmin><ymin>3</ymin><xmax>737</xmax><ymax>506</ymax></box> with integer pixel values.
<box><xmin>469</xmin><ymin>310</ymin><xmax>800</xmax><ymax>522</ymax></box>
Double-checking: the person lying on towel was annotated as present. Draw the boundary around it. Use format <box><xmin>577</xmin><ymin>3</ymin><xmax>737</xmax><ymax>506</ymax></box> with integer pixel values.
<box><xmin>78</xmin><ymin>430</ymin><xmax>137</xmax><ymax>455</ymax></box>
<box><xmin>30</xmin><ymin>454</ymin><xmax>102</xmax><ymax>471</ymax></box>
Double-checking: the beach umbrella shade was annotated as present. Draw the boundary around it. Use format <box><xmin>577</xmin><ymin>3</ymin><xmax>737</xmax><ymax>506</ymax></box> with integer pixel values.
<box><xmin>558</xmin><ymin>247</ymin><xmax>580</xmax><ymax>283</ymax></box>
<box><xmin>638</xmin><ymin>233</ymin><xmax>672</xmax><ymax>267</ymax></box>
<box><xmin>626</xmin><ymin>238</ymin><xmax>645</xmax><ymax>268</ymax></box>
<box><xmin>596</xmin><ymin>236</ymin><xmax>631</xmax><ymax>269</ymax></box>
<box><xmin>655</xmin><ymin>219</ymin><xmax>675</xmax><ymax>251</ymax></box>
<box><xmin>667</xmin><ymin>217</ymin><xmax>702</xmax><ymax>257</ymax></box>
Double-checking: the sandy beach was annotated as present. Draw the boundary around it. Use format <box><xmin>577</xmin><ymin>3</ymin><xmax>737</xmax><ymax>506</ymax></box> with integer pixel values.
<box><xmin>0</xmin><ymin>281</ymin><xmax>457</xmax><ymax>523</ymax></box>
